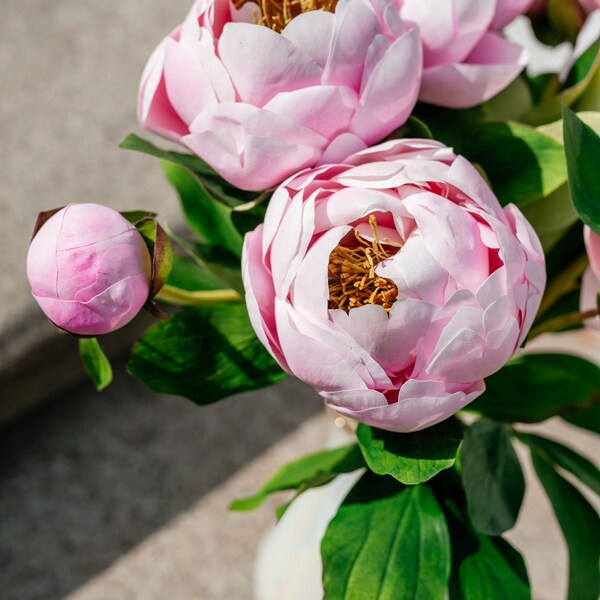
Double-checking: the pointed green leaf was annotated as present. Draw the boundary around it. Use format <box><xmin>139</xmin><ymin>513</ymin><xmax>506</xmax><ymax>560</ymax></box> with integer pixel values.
<box><xmin>322</xmin><ymin>472</ymin><xmax>450</xmax><ymax>600</ymax></box>
<box><xmin>467</xmin><ymin>354</ymin><xmax>600</xmax><ymax>423</ymax></box>
<box><xmin>562</xmin><ymin>402</ymin><xmax>600</xmax><ymax>434</ymax></box>
<box><xmin>162</xmin><ymin>161</ymin><xmax>243</xmax><ymax>256</ymax></box>
<box><xmin>79</xmin><ymin>338</ymin><xmax>112</xmax><ymax>391</ymax></box>
<box><xmin>460</xmin><ymin>420</ymin><xmax>525</xmax><ymax>536</ymax></box>
<box><xmin>563</xmin><ymin>106</ymin><xmax>600</xmax><ymax>235</ymax></box>
<box><xmin>517</xmin><ymin>433</ymin><xmax>600</xmax><ymax>495</ymax></box>
<box><xmin>443</xmin><ymin>497</ymin><xmax>530</xmax><ymax>600</ymax></box>
<box><xmin>356</xmin><ymin>418</ymin><xmax>463</xmax><ymax>485</ymax></box>
<box><xmin>230</xmin><ymin>444</ymin><xmax>365</xmax><ymax>511</ymax></box>
<box><xmin>128</xmin><ymin>303</ymin><xmax>286</xmax><ymax>404</ymax></box>
<box><xmin>531</xmin><ymin>450</ymin><xmax>600</xmax><ymax>600</ymax></box>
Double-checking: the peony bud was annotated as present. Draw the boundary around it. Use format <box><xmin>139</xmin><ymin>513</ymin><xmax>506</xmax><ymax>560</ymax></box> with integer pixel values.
<box><xmin>27</xmin><ymin>203</ymin><xmax>153</xmax><ymax>336</ymax></box>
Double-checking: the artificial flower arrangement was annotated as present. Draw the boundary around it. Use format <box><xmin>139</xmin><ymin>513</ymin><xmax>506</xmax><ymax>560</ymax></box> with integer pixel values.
<box><xmin>26</xmin><ymin>0</ymin><xmax>600</xmax><ymax>597</ymax></box>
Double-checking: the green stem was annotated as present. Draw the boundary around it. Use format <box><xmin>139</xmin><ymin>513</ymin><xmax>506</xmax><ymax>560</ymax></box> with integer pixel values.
<box><xmin>537</xmin><ymin>254</ymin><xmax>588</xmax><ymax>317</ymax></box>
<box><xmin>528</xmin><ymin>308</ymin><xmax>599</xmax><ymax>340</ymax></box>
<box><xmin>156</xmin><ymin>284</ymin><xmax>242</xmax><ymax>306</ymax></box>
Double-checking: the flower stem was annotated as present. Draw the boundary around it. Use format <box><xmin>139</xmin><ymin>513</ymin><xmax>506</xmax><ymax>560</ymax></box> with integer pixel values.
<box><xmin>156</xmin><ymin>285</ymin><xmax>242</xmax><ymax>306</ymax></box>
<box><xmin>528</xmin><ymin>308</ymin><xmax>599</xmax><ymax>340</ymax></box>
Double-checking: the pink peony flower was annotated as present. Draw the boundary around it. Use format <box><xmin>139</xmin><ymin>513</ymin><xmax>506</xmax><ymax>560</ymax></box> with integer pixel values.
<box><xmin>395</xmin><ymin>0</ymin><xmax>530</xmax><ymax>108</ymax></box>
<box><xmin>580</xmin><ymin>225</ymin><xmax>600</xmax><ymax>327</ymax></box>
<box><xmin>27</xmin><ymin>204</ymin><xmax>152</xmax><ymax>336</ymax></box>
<box><xmin>242</xmin><ymin>139</ymin><xmax>545</xmax><ymax>432</ymax></box>
<box><xmin>138</xmin><ymin>0</ymin><xmax>422</xmax><ymax>191</ymax></box>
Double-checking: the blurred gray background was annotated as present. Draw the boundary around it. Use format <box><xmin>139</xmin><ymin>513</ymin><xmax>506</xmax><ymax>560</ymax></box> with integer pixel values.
<box><xmin>0</xmin><ymin>3</ymin><xmax>598</xmax><ymax>599</ymax></box>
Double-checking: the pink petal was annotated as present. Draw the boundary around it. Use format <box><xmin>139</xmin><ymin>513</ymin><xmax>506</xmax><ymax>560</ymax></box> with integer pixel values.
<box><xmin>264</xmin><ymin>86</ymin><xmax>357</xmax><ymax>140</ymax></box>
<box><xmin>350</xmin><ymin>27</ymin><xmax>422</xmax><ymax>144</ymax></box>
<box><xmin>218</xmin><ymin>23</ymin><xmax>322</xmax><ymax>107</ymax></box>
<box><xmin>281</xmin><ymin>10</ymin><xmax>335</xmax><ymax>68</ymax></box>
<box><xmin>419</xmin><ymin>33</ymin><xmax>527</xmax><ymax>108</ymax></box>
<box><xmin>491</xmin><ymin>0</ymin><xmax>534</xmax><ymax>30</ymax></box>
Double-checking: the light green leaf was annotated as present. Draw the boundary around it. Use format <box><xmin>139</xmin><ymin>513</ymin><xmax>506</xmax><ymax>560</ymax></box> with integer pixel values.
<box><xmin>167</xmin><ymin>254</ymin><xmax>227</xmax><ymax>292</ymax></box>
<box><xmin>563</xmin><ymin>106</ymin><xmax>600</xmax><ymax>235</ymax></box>
<box><xmin>230</xmin><ymin>444</ymin><xmax>365</xmax><ymax>512</ymax></box>
<box><xmin>531</xmin><ymin>450</ymin><xmax>600</xmax><ymax>600</ymax></box>
<box><xmin>460</xmin><ymin>420</ymin><xmax>525</xmax><ymax>536</ymax></box>
<box><xmin>322</xmin><ymin>472</ymin><xmax>450</xmax><ymax>600</ymax></box>
<box><xmin>128</xmin><ymin>303</ymin><xmax>286</xmax><ymax>404</ymax></box>
<box><xmin>467</xmin><ymin>354</ymin><xmax>600</xmax><ymax>423</ymax></box>
<box><xmin>356</xmin><ymin>418</ymin><xmax>463</xmax><ymax>485</ymax></box>
<box><xmin>162</xmin><ymin>161</ymin><xmax>243</xmax><ymax>256</ymax></box>
<box><xmin>79</xmin><ymin>338</ymin><xmax>113</xmax><ymax>392</ymax></box>
<box><xmin>459</xmin><ymin>122</ymin><xmax>567</xmax><ymax>207</ymax></box>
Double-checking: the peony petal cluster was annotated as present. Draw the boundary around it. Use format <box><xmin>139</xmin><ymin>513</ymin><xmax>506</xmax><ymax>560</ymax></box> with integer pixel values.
<box><xmin>395</xmin><ymin>0</ymin><xmax>530</xmax><ymax>108</ymax></box>
<box><xmin>27</xmin><ymin>204</ymin><xmax>152</xmax><ymax>336</ymax></box>
<box><xmin>138</xmin><ymin>0</ymin><xmax>422</xmax><ymax>191</ymax></box>
<box><xmin>242</xmin><ymin>139</ymin><xmax>546</xmax><ymax>432</ymax></box>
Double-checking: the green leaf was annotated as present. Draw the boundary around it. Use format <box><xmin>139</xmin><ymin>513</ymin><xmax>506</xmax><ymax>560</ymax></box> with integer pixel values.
<box><xmin>467</xmin><ymin>354</ymin><xmax>600</xmax><ymax>423</ymax></box>
<box><xmin>231</xmin><ymin>204</ymin><xmax>268</xmax><ymax>237</ymax></box>
<box><xmin>136</xmin><ymin>218</ymin><xmax>173</xmax><ymax>299</ymax></box>
<box><xmin>531</xmin><ymin>449</ymin><xmax>600</xmax><ymax>600</ymax></box>
<box><xmin>321</xmin><ymin>472</ymin><xmax>450</xmax><ymax>600</ymax></box>
<box><xmin>460</xmin><ymin>122</ymin><xmax>567</xmax><ymax>207</ymax></box>
<box><xmin>517</xmin><ymin>433</ymin><xmax>600</xmax><ymax>496</ymax></box>
<box><xmin>119</xmin><ymin>134</ymin><xmax>258</xmax><ymax>208</ymax></box>
<box><xmin>563</xmin><ymin>106</ymin><xmax>600</xmax><ymax>235</ymax></box>
<box><xmin>562</xmin><ymin>402</ymin><xmax>600</xmax><ymax>434</ymax></box>
<box><xmin>162</xmin><ymin>161</ymin><xmax>243</xmax><ymax>256</ymax></box>
<box><xmin>442</xmin><ymin>496</ymin><xmax>530</xmax><ymax>600</ymax></box>
<box><xmin>167</xmin><ymin>254</ymin><xmax>227</xmax><ymax>292</ymax></box>
<box><xmin>79</xmin><ymin>338</ymin><xmax>113</xmax><ymax>392</ymax></box>
<box><xmin>356</xmin><ymin>419</ymin><xmax>463</xmax><ymax>485</ymax></box>
<box><xmin>460</xmin><ymin>420</ymin><xmax>525</xmax><ymax>536</ymax></box>
<box><xmin>230</xmin><ymin>444</ymin><xmax>365</xmax><ymax>512</ymax></box>
<box><xmin>128</xmin><ymin>303</ymin><xmax>286</xmax><ymax>404</ymax></box>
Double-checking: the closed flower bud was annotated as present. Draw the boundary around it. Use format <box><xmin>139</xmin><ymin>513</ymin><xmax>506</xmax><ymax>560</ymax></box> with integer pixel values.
<box><xmin>27</xmin><ymin>203</ymin><xmax>152</xmax><ymax>336</ymax></box>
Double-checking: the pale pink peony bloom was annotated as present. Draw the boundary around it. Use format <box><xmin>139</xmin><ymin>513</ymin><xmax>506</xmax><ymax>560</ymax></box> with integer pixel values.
<box><xmin>395</xmin><ymin>0</ymin><xmax>530</xmax><ymax>108</ymax></box>
<box><xmin>27</xmin><ymin>204</ymin><xmax>152</xmax><ymax>336</ymax></box>
<box><xmin>242</xmin><ymin>139</ymin><xmax>545</xmax><ymax>432</ymax></box>
<box><xmin>580</xmin><ymin>225</ymin><xmax>600</xmax><ymax>327</ymax></box>
<box><xmin>138</xmin><ymin>0</ymin><xmax>422</xmax><ymax>191</ymax></box>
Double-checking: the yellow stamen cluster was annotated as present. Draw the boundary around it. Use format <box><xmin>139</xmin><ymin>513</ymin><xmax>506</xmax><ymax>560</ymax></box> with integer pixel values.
<box><xmin>236</xmin><ymin>0</ymin><xmax>337</xmax><ymax>33</ymax></box>
<box><xmin>328</xmin><ymin>215</ymin><xmax>399</xmax><ymax>314</ymax></box>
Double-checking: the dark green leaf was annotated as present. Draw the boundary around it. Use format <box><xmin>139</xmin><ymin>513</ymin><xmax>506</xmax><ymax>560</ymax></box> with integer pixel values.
<box><xmin>517</xmin><ymin>433</ymin><xmax>600</xmax><ymax>495</ymax></box>
<box><xmin>442</xmin><ymin>494</ymin><xmax>530</xmax><ymax>600</ymax></box>
<box><xmin>531</xmin><ymin>450</ymin><xmax>600</xmax><ymax>600</ymax></box>
<box><xmin>460</xmin><ymin>420</ymin><xmax>525</xmax><ymax>536</ymax></box>
<box><xmin>231</xmin><ymin>204</ymin><xmax>268</xmax><ymax>237</ymax></box>
<box><xmin>79</xmin><ymin>338</ymin><xmax>112</xmax><ymax>391</ymax></box>
<box><xmin>230</xmin><ymin>444</ymin><xmax>365</xmax><ymax>512</ymax></box>
<box><xmin>563</xmin><ymin>106</ymin><xmax>600</xmax><ymax>235</ymax></box>
<box><xmin>321</xmin><ymin>472</ymin><xmax>450</xmax><ymax>600</ymax></box>
<box><xmin>191</xmin><ymin>242</ymin><xmax>244</xmax><ymax>294</ymax></box>
<box><xmin>162</xmin><ymin>161</ymin><xmax>243</xmax><ymax>256</ymax></box>
<box><xmin>356</xmin><ymin>418</ymin><xmax>462</xmax><ymax>485</ymax></box>
<box><xmin>562</xmin><ymin>402</ymin><xmax>600</xmax><ymax>434</ymax></box>
<box><xmin>565</xmin><ymin>39</ymin><xmax>600</xmax><ymax>89</ymax></box>
<box><xmin>460</xmin><ymin>122</ymin><xmax>567</xmax><ymax>207</ymax></box>
<box><xmin>167</xmin><ymin>254</ymin><xmax>227</xmax><ymax>292</ymax></box>
<box><xmin>128</xmin><ymin>303</ymin><xmax>286</xmax><ymax>404</ymax></box>
<box><xmin>467</xmin><ymin>354</ymin><xmax>600</xmax><ymax>423</ymax></box>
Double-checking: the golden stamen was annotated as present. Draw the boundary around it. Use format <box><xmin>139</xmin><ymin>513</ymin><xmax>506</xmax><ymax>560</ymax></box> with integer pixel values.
<box><xmin>235</xmin><ymin>0</ymin><xmax>337</xmax><ymax>33</ymax></box>
<box><xmin>328</xmin><ymin>214</ymin><xmax>400</xmax><ymax>314</ymax></box>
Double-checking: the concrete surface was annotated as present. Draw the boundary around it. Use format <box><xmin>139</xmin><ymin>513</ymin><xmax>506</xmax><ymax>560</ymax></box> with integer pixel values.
<box><xmin>0</xmin><ymin>0</ymin><xmax>192</xmax><ymax>419</ymax></box>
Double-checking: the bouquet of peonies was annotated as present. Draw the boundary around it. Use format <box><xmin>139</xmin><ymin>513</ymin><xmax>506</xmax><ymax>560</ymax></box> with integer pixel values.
<box><xmin>26</xmin><ymin>0</ymin><xmax>600</xmax><ymax>597</ymax></box>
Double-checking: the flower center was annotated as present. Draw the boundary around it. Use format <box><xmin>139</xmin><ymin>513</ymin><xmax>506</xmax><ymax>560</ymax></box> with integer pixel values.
<box><xmin>236</xmin><ymin>0</ymin><xmax>337</xmax><ymax>33</ymax></box>
<box><xmin>328</xmin><ymin>214</ymin><xmax>400</xmax><ymax>314</ymax></box>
